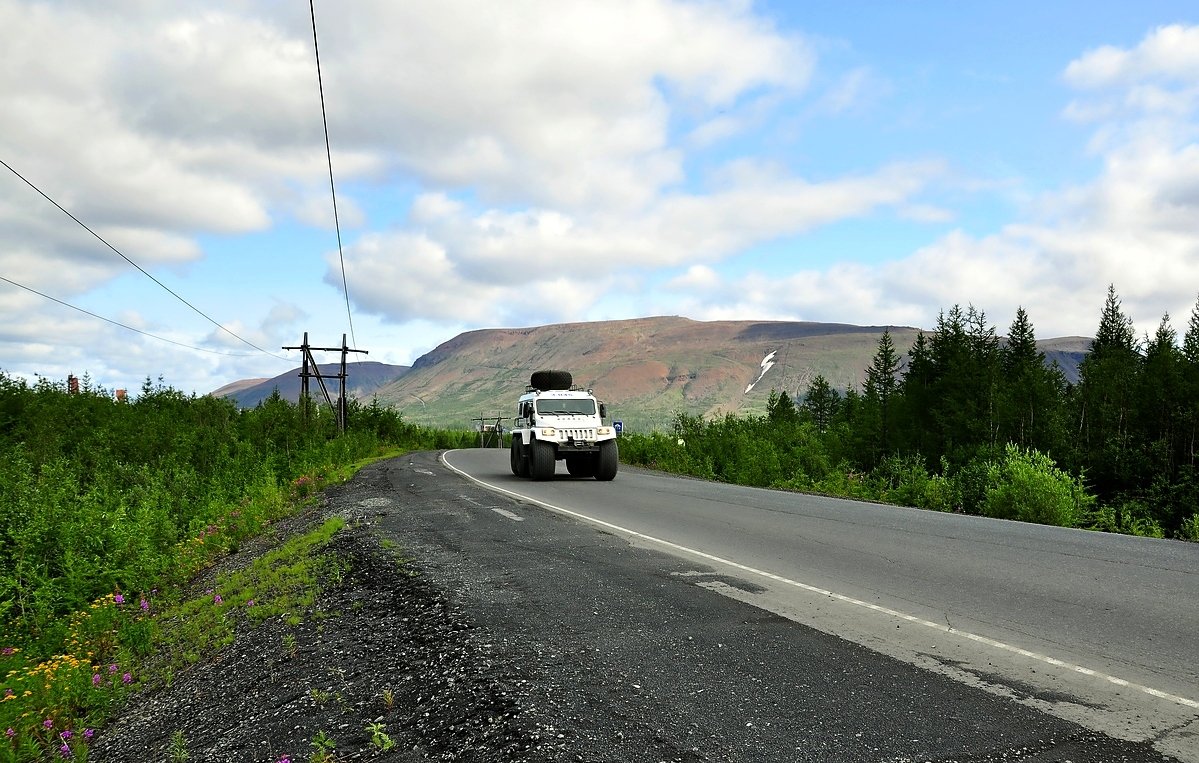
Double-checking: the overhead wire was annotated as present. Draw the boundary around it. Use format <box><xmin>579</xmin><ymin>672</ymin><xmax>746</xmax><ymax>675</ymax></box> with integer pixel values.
<box><xmin>0</xmin><ymin>275</ymin><xmax>269</xmax><ymax>358</ymax></box>
<box><xmin>308</xmin><ymin>0</ymin><xmax>357</xmax><ymax>350</ymax></box>
<box><xmin>0</xmin><ymin>157</ymin><xmax>292</xmax><ymax>363</ymax></box>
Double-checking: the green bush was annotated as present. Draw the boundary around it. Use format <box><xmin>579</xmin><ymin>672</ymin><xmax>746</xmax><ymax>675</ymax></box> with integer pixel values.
<box><xmin>1081</xmin><ymin>498</ymin><xmax>1166</xmax><ymax>538</ymax></box>
<box><xmin>1180</xmin><ymin>513</ymin><xmax>1199</xmax><ymax>541</ymax></box>
<box><xmin>982</xmin><ymin>445</ymin><xmax>1093</xmax><ymax>527</ymax></box>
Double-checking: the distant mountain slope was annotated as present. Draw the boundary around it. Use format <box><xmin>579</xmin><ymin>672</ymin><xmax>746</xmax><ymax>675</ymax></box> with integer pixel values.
<box><xmin>375</xmin><ymin>317</ymin><xmax>926</xmax><ymax>430</ymax></box>
<box><xmin>210</xmin><ymin>377</ymin><xmax>271</xmax><ymax>398</ymax></box>
<box><xmin>1036</xmin><ymin>336</ymin><xmax>1091</xmax><ymax>384</ymax></box>
<box><xmin>211</xmin><ymin>318</ymin><xmax>1091</xmax><ymax>429</ymax></box>
<box><xmin>215</xmin><ymin>361</ymin><xmax>410</xmax><ymax>409</ymax></box>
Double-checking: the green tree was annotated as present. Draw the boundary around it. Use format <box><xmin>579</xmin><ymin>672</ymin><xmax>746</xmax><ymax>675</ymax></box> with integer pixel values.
<box><xmin>920</xmin><ymin>305</ymin><xmax>1002</xmax><ymax>465</ymax></box>
<box><xmin>1073</xmin><ymin>284</ymin><xmax>1141</xmax><ymax>496</ymax></box>
<box><xmin>998</xmin><ymin>307</ymin><xmax>1066</xmax><ymax>452</ymax></box>
<box><xmin>1182</xmin><ymin>295</ymin><xmax>1199</xmax><ymax>469</ymax></box>
<box><xmin>862</xmin><ymin>329</ymin><xmax>901</xmax><ymax>462</ymax></box>
<box><xmin>898</xmin><ymin>331</ymin><xmax>936</xmax><ymax>462</ymax></box>
<box><xmin>801</xmin><ymin>374</ymin><xmax>840</xmax><ymax>434</ymax></box>
<box><xmin>766</xmin><ymin>389</ymin><xmax>800</xmax><ymax>427</ymax></box>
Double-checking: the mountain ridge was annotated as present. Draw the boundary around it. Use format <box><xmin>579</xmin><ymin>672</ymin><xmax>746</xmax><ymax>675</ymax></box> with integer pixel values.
<box><xmin>215</xmin><ymin>317</ymin><xmax>1089</xmax><ymax>431</ymax></box>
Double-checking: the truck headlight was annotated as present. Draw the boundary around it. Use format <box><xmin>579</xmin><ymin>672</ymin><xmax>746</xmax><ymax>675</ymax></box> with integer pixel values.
<box><xmin>596</xmin><ymin>427</ymin><xmax>612</xmax><ymax>435</ymax></box>
<box><xmin>539</xmin><ymin>428</ymin><xmax>557</xmax><ymax>437</ymax></box>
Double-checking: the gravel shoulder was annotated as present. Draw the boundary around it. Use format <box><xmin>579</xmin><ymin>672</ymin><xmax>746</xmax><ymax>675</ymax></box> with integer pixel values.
<box><xmin>90</xmin><ymin>452</ymin><xmax>1187</xmax><ymax>763</ymax></box>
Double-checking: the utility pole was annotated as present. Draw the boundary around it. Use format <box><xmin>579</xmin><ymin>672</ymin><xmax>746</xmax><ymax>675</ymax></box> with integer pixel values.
<box><xmin>282</xmin><ymin>332</ymin><xmax>368</xmax><ymax>433</ymax></box>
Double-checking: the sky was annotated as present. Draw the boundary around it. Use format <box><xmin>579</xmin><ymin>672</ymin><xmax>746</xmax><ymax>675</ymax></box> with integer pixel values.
<box><xmin>2</xmin><ymin>1</ymin><xmax>1199</xmax><ymax>396</ymax></box>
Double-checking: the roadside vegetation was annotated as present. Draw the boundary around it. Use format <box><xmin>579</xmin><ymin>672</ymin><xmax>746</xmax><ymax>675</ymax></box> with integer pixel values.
<box><xmin>0</xmin><ymin>374</ymin><xmax>475</xmax><ymax>761</ymax></box>
<box><xmin>621</xmin><ymin>286</ymin><xmax>1199</xmax><ymax>541</ymax></box>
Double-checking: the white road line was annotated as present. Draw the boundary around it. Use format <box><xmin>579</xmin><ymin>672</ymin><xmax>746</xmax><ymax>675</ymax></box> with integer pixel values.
<box><xmin>440</xmin><ymin>451</ymin><xmax>1199</xmax><ymax>712</ymax></box>
<box><xmin>491</xmin><ymin>507</ymin><xmax>524</xmax><ymax>522</ymax></box>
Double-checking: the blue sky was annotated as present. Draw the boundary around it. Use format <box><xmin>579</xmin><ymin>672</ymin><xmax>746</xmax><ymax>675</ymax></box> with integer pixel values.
<box><xmin>2</xmin><ymin>1</ymin><xmax>1198</xmax><ymax>395</ymax></box>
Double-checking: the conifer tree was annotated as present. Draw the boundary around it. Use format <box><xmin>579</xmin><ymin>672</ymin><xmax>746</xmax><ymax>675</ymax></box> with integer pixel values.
<box><xmin>1184</xmin><ymin>295</ymin><xmax>1199</xmax><ymax>467</ymax></box>
<box><xmin>802</xmin><ymin>374</ymin><xmax>840</xmax><ymax>434</ymax></box>
<box><xmin>899</xmin><ymin>331</ymin><xmax>936</xmax><ymax>462</ymax></box>
<box><xmin>1075</xmin><ymin>284</ymin><xmax>1141</xmax><ymax>495</ymax></box>
<box><xmin>999</xmin><ymin>307</ymin><xmax>1065</xmax><ymax>451</ymax></box>
<box><xmin>863</xmin><ymin>329</ymin><xmax>900</xmax><ymax>459</ymax></box>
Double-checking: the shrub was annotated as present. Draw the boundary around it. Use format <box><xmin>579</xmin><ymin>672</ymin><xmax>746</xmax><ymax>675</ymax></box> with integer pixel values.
<box><xmin>982</xmin><ymin>445</ymin><xmax>1092</xmax><ymax>528</ymax></box>
<box><xmin>1180</xmin><ymin>513</ymin><xmax>1199</xmax><ymax>541</ymax></box>
<box><xmin>1082</xmin><ymin>498</ymin><xmax>1166</xmax><ymax>538</ymax></box>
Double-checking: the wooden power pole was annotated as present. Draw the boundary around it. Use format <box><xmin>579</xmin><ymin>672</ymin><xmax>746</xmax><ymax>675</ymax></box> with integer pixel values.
<box><xmin>282</xmin><ymin>332</ymin><xmax>368</xmax><ymax>433</ymax></box>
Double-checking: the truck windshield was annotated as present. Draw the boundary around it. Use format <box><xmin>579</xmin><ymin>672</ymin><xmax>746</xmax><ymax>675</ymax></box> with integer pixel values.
<box><xmin>536</xmin><ymin>398</ymin><xmax>596</xmax><ymax>416</ymax></box>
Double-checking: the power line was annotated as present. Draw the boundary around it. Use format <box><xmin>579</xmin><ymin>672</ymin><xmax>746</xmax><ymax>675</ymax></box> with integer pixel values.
<box><xmin>0</xmin><ymin>157</ymin><xmax>290</xmax><ymax>361</ymax></box>
<box><xmin>308</xmin><ymin>0</ymin><xmax>357</xmax><ymax>349</ymax></box>
<box><xmin>0</xmin><ymin>275</ymin><xmax>281</xmax><ymax>359</ymax></box>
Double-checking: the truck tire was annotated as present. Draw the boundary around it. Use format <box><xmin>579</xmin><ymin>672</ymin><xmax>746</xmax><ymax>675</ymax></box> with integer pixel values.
<box><xmin>530</xmin><ymin>370</ymin><xmax>572</xmax><ymax>390</ymax></box>
<box><xmin>565</xmin><ymin>454</ymin><xmax>595</xmax><ymax>477</ymax></box>
<box><xmin>595</xmin><ymin>440</ymin><xmax>618</xmax><ymax>481</ymax></box>
<box><xmin>510</xmin><ymin>439</ymin><xmax>529</xmax><ymax>477</ymax></box>
<box><xmin>530</xmin><ymin>439</ymin><xmax>556</xmax><ymax>480</ymax></box>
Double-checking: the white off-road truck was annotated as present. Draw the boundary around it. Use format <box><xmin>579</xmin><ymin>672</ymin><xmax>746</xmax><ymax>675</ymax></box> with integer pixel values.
<box><xmin>509</xmin><ymin>370</ymin><xmax>618</xmax><ymax>481</ymax></box>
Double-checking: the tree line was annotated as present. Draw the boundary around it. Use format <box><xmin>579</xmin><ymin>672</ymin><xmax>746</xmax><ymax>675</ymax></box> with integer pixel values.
<box><xmin>621</xmin><ymin>285</ymin><xmax>1199</xmax><ymax>540</ymax></box>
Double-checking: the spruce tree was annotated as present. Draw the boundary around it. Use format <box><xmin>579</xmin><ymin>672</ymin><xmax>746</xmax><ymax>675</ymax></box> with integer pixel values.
<box><xmin>1184</xmin><ymin>295</ymin><xmax>1199</xmax><ymax>467</ymax></box>
<box><xmin>1075</xmin><ymin>285</ymin><xmax>1141</xmax><ymax>496</ymax></box>
<box><xmin>1092</xmin><ymin>283</ymin><xmax>1137</xmax><ymax>358</ymax></box>
<box><xmin>864</xmin><ymin>329</ymin><xmax>900</xmax><ymax>458</ymax></box>
<box><xmin>998</xmin><ymin>307</ymin><xmax>1065</xmax><ymax>451</ymax></box>
<box><xmin>802</xmin><ymin>374</ymin><xmax>840</xmax><ymax>434</ymax></box>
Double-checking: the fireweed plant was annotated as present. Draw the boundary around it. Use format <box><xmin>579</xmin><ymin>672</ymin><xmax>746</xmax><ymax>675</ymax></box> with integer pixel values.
<box><xmin>0</xmin><ymin>372</ymin><xmax>477</xmax><ymax>761</ymax></box>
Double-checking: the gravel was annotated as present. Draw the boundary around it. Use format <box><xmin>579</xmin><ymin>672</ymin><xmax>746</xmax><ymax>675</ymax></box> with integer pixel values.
<box><xmin>89</xmin><ymin>494</ymin><xmax>562</xmax><ymax>762</ymax></box>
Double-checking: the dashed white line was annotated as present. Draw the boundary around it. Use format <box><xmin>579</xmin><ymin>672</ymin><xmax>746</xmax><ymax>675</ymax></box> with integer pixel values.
<box><xmin>440</xmin><ymin>451</ymin><xmax>1199</xmax><ymax>712</ymax></box>
<box><xmin>490</xmin><ymin>507</ymin><xmax>524</xmax><ymax>522</ymax></box>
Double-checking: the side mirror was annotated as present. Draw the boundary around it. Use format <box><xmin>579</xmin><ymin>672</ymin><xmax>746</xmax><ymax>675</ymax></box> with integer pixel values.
<box><xmin>599</xmin><ymin>403</ymin><xmax>607</xmax><ymax>419</ymax></box>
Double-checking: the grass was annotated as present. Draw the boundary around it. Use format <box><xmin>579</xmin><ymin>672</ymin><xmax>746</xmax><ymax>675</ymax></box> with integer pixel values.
<box><xmin>0</xmin><ymin>467</ymin><xmax>363</xmax><ymax>763</ymax></box>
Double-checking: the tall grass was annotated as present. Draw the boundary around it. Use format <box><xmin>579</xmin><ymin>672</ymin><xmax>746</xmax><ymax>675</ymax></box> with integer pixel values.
<box><xmin>0</xmin><ymin>372</ymin><xmax>476</xmax><ymax>761</ymax></box>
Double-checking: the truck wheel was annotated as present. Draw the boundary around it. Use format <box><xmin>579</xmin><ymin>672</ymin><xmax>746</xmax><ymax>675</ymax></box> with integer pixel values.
<box><xmin>510</xmin><ymin>439</ymin><xmax>529</xmax><ymax>477</ymax></box>
<box><xmin>530</xmin><ymin>370</ymin><xmax>572</xmax><ymax>390</ymax></box>
<box><xmin>566</xmin><ymin>454</ymin><xmax>595</xmax><ymax>477</ymax></box>
<box><xmin>530</xmin><ymin>440</ymin><xmax>556</xmax><ymax>480</ymax></box>
<box><xmin>595</xmin><ymin>440</ymin><xmax>619</xmax><ymax>481</ymax></box>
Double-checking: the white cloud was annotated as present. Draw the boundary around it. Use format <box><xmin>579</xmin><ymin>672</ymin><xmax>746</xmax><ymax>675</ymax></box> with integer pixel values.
<box><xmin>335</xmin><ymin>157</ymin><xmax>941</xmax><ymax>328</ymax></box>
<box><xmin>320</xmin><ymin>0</ymin><xmax>813</xmax><ymax>211</ymax></box>
<box><xmin>668</xmin><ymin>25</ymin><xmax>1199</xmax><ymax>340</ymax></box>
<box><xmin>1065</xmin><ymin>25</ymin><xmax>1199</xmax><ymax>89</ymax></box>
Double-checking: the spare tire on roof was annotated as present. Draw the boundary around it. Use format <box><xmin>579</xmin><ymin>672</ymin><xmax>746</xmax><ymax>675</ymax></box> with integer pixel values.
<box><xmin>530</xmin><ymin>370</ymin><xmax>572</xmax><ymax>390</ymax></box>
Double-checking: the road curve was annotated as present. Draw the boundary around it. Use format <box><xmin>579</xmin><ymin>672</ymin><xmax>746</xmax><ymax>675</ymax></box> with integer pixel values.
<box><xmin>443</xmin><ymin>448</ymin><xmax>1199</xmax><ymax>761</ymax></box>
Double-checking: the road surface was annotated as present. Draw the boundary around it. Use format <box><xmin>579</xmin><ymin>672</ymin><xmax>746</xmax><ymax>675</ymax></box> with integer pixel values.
<box><xmin>441</xmin><ymin>447</ymin><xmax>1199</xmax><ymax>761</ymax></box>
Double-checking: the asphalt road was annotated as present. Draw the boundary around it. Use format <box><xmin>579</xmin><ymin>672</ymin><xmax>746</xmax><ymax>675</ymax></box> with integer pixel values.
<box><xmin>439</xmin><ymin>447</ymin><xmax>1199</xmax><ymax>761</ymax></box>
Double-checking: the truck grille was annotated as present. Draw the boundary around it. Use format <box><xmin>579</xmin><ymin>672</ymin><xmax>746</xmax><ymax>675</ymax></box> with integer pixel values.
<box><xmin>561</xmin><ymin>428</ymin><xmax>597</xmax><ymax>441</ymax></box>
